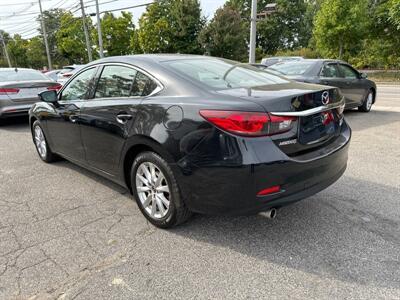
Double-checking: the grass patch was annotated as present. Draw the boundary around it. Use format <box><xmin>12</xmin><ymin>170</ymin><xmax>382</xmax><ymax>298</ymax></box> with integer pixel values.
<box><xmin>366</xmin><ymin>71</ymin><xmax>400</xmax><ymax>83</ymax></box>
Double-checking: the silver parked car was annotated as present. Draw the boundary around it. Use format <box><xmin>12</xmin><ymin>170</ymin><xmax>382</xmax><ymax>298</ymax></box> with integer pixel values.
<box><xmin>0</xmin><ymin>68</ymin><xmax>61</xmax><ymax>119</ymax></box>
<box><xmin>44</xmin><ymin>69</ymin><xmax>61</xmax><ymax>82</ymax></box>
<box><xmin>57</xmin><ymin>65</ymin><xmax>84</xmax><ymax>84</ymax></box>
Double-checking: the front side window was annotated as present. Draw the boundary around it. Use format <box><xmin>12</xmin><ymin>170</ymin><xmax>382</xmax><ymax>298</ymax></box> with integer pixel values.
<box><xmin>61</xmin><ymin>68</ymin><xmax>96</xmax><ymax>101</ymax></box>
<box><xmin>321</xmin><ymin>64</ymin><xmax>340</xmax><ymax>78</ymax></box>
<box><xmin>95</xmin><ymin>66</ymin><xmax>137</xmax><ymax>98</ymax></box>
<box><xmin>338</xmin><ymin>64</ymin><xmax>358</xmax><ymax>79</ymax></box>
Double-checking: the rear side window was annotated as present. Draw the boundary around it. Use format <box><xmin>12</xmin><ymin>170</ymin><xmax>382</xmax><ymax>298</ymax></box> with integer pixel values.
<box><xmin>321</xmin><ymin>64</ymin><xmax>340</xmax><ymax>78</ymax></box>
<box><xmin>95</xmin><ymin>66</ymin><xmax>137</xmax><ymax>98</ymax></box>
<box><xmin>94</xmin><ymin>65</ymin><xmax>158</xmax><ymax>98</ymax></box>
<box><xmin>0</xmin><ymin>69</ymin><xmax>49</xmax><ymax>82</ymax></box>
<box><xmin>131</xmin><ymin>72</ymin><xmax>158</xmax><ymax>97</ymax></box>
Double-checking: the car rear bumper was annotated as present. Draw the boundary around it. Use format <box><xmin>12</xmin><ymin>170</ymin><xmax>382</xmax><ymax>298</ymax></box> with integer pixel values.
<box><xmin>176</xmin><ymin>121</ymin><xmax>351</xmax><ymax>215</ymax></box>
<box><xmin>0</xmin><ymin>103</ymin><xmax>33</xmax><ymax>118</ymax></box>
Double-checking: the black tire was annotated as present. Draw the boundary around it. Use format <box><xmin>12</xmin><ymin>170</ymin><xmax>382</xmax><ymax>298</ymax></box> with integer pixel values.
<box><xmin>131</xmin><ymin>151</ymin><xmax>192</xmax><ymax>228</ymax></box>
<box><xmin>358</xmin><ymin>89</ymin><xmax>374</xmax><ymax>112</ymax></box>
<box><xmin>32</xmin><ymin>120</ymin><xmax>58</xmax><ymax>163</ymax></box>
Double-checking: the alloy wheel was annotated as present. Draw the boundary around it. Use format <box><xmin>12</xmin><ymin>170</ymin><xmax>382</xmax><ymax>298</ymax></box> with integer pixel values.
<box><xmin>34</xmin><ymin>125</ymin><xmax>47</xmax><ymax>159</ymax></box>
<box><xmin>135</xmin><ymin>162</ymin><xmax>171</xmax><ymax>219</ymax></box>
<box><xmin>366</xmin><ymin>92</ymin><xmax>373</xmax><ymax>110</ymax></box>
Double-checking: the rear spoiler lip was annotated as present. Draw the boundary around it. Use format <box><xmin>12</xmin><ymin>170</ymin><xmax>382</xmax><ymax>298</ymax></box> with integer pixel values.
<box><xmin>270</xmin><ymin>97</ymin><xmax>345</xmax><ymax>117</ymax></box>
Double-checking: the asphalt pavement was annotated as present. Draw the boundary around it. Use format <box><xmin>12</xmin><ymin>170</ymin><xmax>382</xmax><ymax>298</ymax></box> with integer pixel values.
<box><xmin>0</xmin><ymin>84</ymin><xmax>399</xmax><ymax>299</ymax></box>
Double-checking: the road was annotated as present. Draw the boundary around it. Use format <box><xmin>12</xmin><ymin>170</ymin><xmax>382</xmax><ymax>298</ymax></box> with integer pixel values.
<box><xmin>0</xmin><ymin>85</ymin><xmax>399</xmax><ymax>299</ymax></box>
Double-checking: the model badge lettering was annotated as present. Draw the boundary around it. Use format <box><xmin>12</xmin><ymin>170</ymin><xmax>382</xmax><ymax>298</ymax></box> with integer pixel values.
<box><xmin>279</xmin><ymin>139</ymin><xmax>298</xmax><ymax>146</ymax></box>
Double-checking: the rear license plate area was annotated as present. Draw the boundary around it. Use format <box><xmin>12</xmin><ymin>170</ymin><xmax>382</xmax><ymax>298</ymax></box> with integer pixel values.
<box><xmin>298</xmin><ymin>111</ymin><xmax>337</xmax><ymax>145</ymax></box>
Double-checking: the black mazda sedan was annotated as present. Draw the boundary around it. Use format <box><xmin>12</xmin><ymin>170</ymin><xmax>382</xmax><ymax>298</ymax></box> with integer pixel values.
<box><xmin>269</xmin><ymin>59</ymin><xmax>377</xmax><ymax>112</ymax></box>
<box><xmin>29</xmin><ymin>55</ymin><xmax>351</xmax><ymax>228</ymax></box>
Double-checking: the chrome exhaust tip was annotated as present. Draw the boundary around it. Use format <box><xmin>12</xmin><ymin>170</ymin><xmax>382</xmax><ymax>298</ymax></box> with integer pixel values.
<box><xmin>260</xmin><ymin>208</ymin><xmax>277</xmax><ymax>219</ymax></box>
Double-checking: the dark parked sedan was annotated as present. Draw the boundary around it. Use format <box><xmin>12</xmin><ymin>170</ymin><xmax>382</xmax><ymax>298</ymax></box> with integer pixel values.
<box><xmin>269</xmin><ymin>59</ymin><xmax>377</xmax><ymax>112</ymax></box>
<box><xmin>29</xmin><ymin>55</ymin><xmax>351</xmax><ymax>228</ymax></box>
<box><xmin>0</xmin><ymin>68</ymin><xmax>61</xmax><ymax>119</ymax></box>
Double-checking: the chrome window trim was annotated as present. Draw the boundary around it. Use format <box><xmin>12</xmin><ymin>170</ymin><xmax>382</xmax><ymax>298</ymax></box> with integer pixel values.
<box><xmin>270</xmin><ymin>97</ymin><xmax>345</xmax><ymax>117</ymax></box>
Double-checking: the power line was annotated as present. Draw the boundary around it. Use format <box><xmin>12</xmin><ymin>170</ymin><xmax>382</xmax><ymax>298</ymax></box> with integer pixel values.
<box><xmin>0</xmin><ymin>0</ymin><xmax>51</xmax><ymax>6</ymax></box>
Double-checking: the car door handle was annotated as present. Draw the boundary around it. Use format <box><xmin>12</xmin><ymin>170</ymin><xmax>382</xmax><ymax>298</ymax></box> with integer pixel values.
<box><xmin>116</xmin><ymin>114</ymin><xmax>132</xmax><ymax>124</ymax></box>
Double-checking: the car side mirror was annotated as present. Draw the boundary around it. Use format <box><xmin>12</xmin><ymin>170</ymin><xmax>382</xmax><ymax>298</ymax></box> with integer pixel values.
<box><xmin>360</xmin><ymin>72</ymin><xmax>368</xmax><ymax>79</ymax></box>
<box><xmin>39</xmin><ymin>90</ymin><xmax>58</xmax><ymax>103</ymax></box>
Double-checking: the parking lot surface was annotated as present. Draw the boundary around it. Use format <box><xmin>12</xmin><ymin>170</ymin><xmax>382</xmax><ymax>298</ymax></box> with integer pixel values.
<box><xmin>0</xmin><ymin>85</ymin><xmax>399</xmax><ymax>299</ymax></box>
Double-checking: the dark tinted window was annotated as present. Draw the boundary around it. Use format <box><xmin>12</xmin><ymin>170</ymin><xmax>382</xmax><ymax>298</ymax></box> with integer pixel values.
<box><xmin>0</xmin><ymin>69</ymin><xmax>49</xmax><ymax>82</ymax></box>
<box><xmin>61</xmin><ymin>68</ymin><xmax>96</xmax><ymax>101</ymax></box>
<box><xmin>165</xmin><ymin>58</ymin><xmax>288</xmax><ymax>89</ymax></box>
<box><xmin>131</xmin><ymin>71</ymin><xmax>158</xmax><ymax>96</ymax></box>
<box><xmin>95</xmin><ymin>66</ymin><xmax>137</xmax><ymax>98</ymax></box>
<box><xmin>338</xmin><ymin>64</ymin><xmax>358</xmax><ymax>79</ymax></box>
<box><xmin>321</xmin><ymin>64</ymin><xmax>340</xmax><ymax>78</ymax></box>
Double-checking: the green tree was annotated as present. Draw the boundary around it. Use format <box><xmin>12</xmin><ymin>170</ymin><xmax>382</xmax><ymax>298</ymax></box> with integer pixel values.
<box><xmin>199</xmin><ymin>6</ymin><xmax>248</xmax><ymax>60</ymax></box>
<box><xmin>38</xmin><ymin>9</ymin><xmax>64</xmax><ymax>61</ymax></box>
<box><xmin>138</xmin><ymin>0</ymin><xmax>204</xmax><ymax>53</ymax></box>
<box><xmin>56</xmin><ymin>11</ymin><xmax>95</xmax><ymax>63</ymax></box>
<box><xmin>0</xmin><ymin>30</ymin><xmax>11</xmax><ymax>67</ymax></box>
<box><xmin>389</xmin><ymin>0</ymin><xmax>400</xmax><ymax>28</ymax></box>
<box><xmin>313</xmin><ymin>0</ymin><xmax>368</xmax><ymax>59</ymax></box>
<box><xmin>7</xmin><ymin>35</ymin><xmax>28</xmax><ymax>67</ymax></box>
<box><xmin>226</xmin><ymin>0</ymin><xmax>314</xmax><ymax>55</ymax></box>
<box><xmin>26</xmin><ymin>37</ymin><xmax>47</xmax><ymax>69</ymax></box>
<box><xmin>96</xmin><ymin>12</ymin><xmax>135</xmax><ymax>56</ymax></box>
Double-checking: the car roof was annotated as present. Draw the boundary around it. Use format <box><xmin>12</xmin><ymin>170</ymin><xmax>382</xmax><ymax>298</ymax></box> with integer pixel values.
<box><xmin>264</xmin><ymin>56</ymin><xmax>303</xmax><ymax>59</ymax></box>
<box><xmin>0</xmin><ymin>68</ymin><xmax>38</xmax><ymax>72</ymax></box>
<box><xmin>87</xmin><ymin>54</ymin><xmax>227</xmax><ymax>66</ymax></box>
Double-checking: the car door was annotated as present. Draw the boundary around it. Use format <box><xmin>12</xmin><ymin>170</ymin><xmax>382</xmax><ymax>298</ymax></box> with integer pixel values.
<box><xmin>319</xmin><ymin>62</ymin><xmax>343</xmax><ymax>87</ymax></box>
<box><xmin>319</xmin><ymin>62</ymin><xmax>353</xmax><ymax>106</ymax></box>
<box><xmin>45</xmin><ymin>67</ymin><xmax>97</xmax><ymax>163</ymax></box>
<box><xmin>80</xmin><ymin>64</ymin><xmax>160</xmax><ymax>175</ymax></box>
<box><xmin>337</xmin><ymin>64</ymin><xmax>365</xmax><ymax>106</ymax></box>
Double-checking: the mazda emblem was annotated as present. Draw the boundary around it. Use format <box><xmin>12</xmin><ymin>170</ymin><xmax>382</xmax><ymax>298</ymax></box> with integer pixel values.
<box><xmin>321</xmin><ymin>91</ymin><xmax>330</xmax><ymax>105</ymax></box>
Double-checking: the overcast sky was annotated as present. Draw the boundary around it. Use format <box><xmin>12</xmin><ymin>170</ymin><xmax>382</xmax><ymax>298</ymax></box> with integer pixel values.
<box><xmin>0</xmin><ymin>0</ymin><xmax>226</xmax><ymax>39</ymax></box>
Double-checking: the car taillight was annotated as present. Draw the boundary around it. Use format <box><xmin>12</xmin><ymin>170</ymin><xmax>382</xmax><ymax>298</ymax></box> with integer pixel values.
<box><xmin>0</xmin><ymin>88</ymin><xmax>20</xmax><ymax>95</ymax></box>
<box><xmin>268</xmin><ymin>115</ymin><xmax>297</xmax><ymax>135</ymax></box>
<box><xmin>47</xmin><ymin>84</ymin><xmax>62</xmax><ymax>91</ymax></box>
<box><xmin>199</xmin><ymin>110</ymin><xmax>296</xmax><ymax>137</ymax></box>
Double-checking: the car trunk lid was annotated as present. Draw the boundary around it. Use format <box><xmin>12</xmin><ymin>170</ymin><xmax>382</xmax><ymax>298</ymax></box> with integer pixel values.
<box><xmin>0</xmin><ymin>81</ymin><xmax>61</xmax><ymax>104</ymax></box>
<box><xmin>215</xmin><ymin>82</ymin><xmax>345</xmax><ymax>155</ymax></box>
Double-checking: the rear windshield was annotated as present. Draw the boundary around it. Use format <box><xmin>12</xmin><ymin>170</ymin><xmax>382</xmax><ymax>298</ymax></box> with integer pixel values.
<box><xmin>164</xmin><ymin>58</ymin><xmax>288</xmax><ymax>89</ymax></box>
<box><xmin>269</xmin><ymin>61</ymin><xmax>315</xmax><ymax>75</ymax></box>
<box><xmin>0</xmin><ymin>69</ymin><xmax>49</xmax><ymax>82</ymax></box>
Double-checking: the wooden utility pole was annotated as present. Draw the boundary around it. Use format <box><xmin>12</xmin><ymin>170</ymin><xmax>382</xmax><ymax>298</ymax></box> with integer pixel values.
<box><xmin>79</xmin><ymin>0</ymin><xmax>93</xmax><ymax>62</ymax></box>
<box><xmin>38</xmin><ymin>0</ymin><xmax>53</xmax><ymax>70</ymax></box>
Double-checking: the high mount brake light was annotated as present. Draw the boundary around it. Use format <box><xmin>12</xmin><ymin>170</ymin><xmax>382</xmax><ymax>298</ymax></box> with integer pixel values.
<box><xmin>199</xmin><ymin>110</ymin><xmax>296</xmax><ymax>137</ymax></box>
<box><xmin>0</xmin><ymin>88</ymin><xmax>20</xmax><ymax>95</ymax></box>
